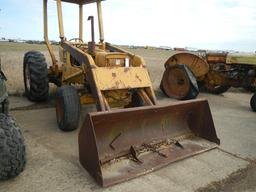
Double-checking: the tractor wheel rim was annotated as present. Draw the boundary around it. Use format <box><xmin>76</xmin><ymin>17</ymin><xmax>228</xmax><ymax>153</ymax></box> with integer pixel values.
<box><xmin>162</xmin><ymin>67</ymin><xmax>190</xmax><ymax>99</ymax></box>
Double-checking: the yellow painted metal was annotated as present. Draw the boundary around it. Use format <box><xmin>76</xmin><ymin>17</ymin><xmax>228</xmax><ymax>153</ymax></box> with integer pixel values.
<box><xmin>80</xmin><ymin>93</ymin><xmax>127</xmax><ymax>107</ymax></box>
<box><xmin>79</xmin><ymin>4</ymin><xmax>83</xmax><ymax>40</ymax></box>
<box><xmin>61</xmin><ymin>52</ymin><xmax>84</xmax><ymax>84</ymax></box>
<box><xmin>132</xmin><ymin>55</ymin><xmax>146</xmax><ymax>67</ymax></box>
<box><xmin>57</xmin><ymin>0</ymin><xmax>65</xmax><ymax>39</ymax></box>
<box><xmin>66</xmin><ymin>51</ymin><xmax>72</xmax><ymax>66</ymax></box>
<box><xmin>58</xmin><ymin>0</ymin><xmax>104</xmax><ymax>5</ymax></box>
<box><xmin>62</xmin><ymin>67</ymin><xmax>84</xmax><ymax>84</ymax></box>
<box><xmin>95</xmin><ymin>52</ymin><xmax>145</xmax><ymax>67</ymax></box>
<box><xmin>97</xmin><ymin>0</ymin><xmax>104</xmax><ymax>43</ymax></box>
<box><xmin>59</xmin><ymin>46</ymin><xmax>64</xmax><ymax>62</ymax></box>
<box><xmin>80</xmin><ymin>91</ymin><xmax>129</xmax><ymax>106</ymax></box>
<box><xmin>80</xmin><ymin>94</ymin><xmax>95</xmax><ymax>104</ymax></box>
<box><xmin>43</xmin><ymin>0</ymin><xmax>57</xmax><ymax>66</ymax></box>
<box><xmin>80</xmin><ymin>91</ymin><xmax>131</xmax><ymax>107</ymax></box>
<box><xmin>98</xmin><ymin>42</ymin><xmax>106</xmax><ymax>50</ymax></box>
<box><xmin>96</xmin><ymin>52</ymin><xmax>130</xmax><ymax>67</ymax></box>
<box><xmin>226</xmin><ymin>53</ymin><xmax>256</xmax><ymax>65</ymax></box>
<box><xmin>92</xmin><ymin>67</ymin><xmax>152</xmax><ymax>91</ymax></box>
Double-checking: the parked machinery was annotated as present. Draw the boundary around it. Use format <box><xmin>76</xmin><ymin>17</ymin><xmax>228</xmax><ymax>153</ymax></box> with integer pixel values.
<box><xmin>161</xmin><ymin>51</ymin><xmax>256</xmax><ymax>98</ymax></box>
<box><xmin>0</xmin><ymin>58</ymin><xmax>26</xmax><ymax>180</ymax></box>
<box><xmin>23</xmin><ymin>0</ymin><xmax>219</xmax><ymax>187</ymax></box>
<box><xmin>160</xmin><ymin>52</ymin><xmax>204</xmax><ymax>99</ymax></box>
<box><xmin>203</xmin><ymin>52</ymin><xmax>256</xmax><ymax>93</ymax></box>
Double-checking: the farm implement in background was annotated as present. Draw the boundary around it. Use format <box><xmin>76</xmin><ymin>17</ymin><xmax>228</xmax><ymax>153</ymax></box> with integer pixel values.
<box><xmin>161</xmin><ymin>51</ymin><xmax>256</xmax><ymax>99</ymax></box>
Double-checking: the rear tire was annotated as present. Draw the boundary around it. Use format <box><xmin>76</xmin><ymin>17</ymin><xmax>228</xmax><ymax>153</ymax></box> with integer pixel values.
<box><xmin>56</xmin><ymin>85</ymin><xmax>80</xmax><ymax>132</ymax></box>
<box><xmin>0</xmin><ymin>114</ymin><xmax>26</xmax><ymax>180</ymax></box>
<box><xmin>250</xmin><ymin>94</ymin><xmax>256</xmax><ymax>112</ymax></box>
<box><xmin>204</xmin><ymin>84</ymin><xmax>230</xmax><ymax>94</ymax></box>
<box><xmin>23</xmin><ymin>51</ymin><xmax>49</xmax><ymax>102</ymax></box>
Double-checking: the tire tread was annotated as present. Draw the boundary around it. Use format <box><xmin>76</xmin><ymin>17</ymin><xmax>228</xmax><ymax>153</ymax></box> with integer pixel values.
<box><xmin>0</xmin><ymin>114</ymin><xmax>26</xmax><ymax>180</ymax></box>
<box><xmin>23</xmin><ymin>51</ymin><xmax>49</xmax><ymax>101</ymax></box>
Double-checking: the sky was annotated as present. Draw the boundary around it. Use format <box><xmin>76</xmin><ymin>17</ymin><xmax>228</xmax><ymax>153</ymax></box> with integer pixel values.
<box><xmin>0</xmin><ymin>0</ymin><xmax>256</xmax><ymax>52</ymax></box>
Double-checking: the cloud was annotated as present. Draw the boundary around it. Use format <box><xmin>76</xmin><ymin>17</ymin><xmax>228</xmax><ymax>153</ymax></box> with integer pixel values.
<box><xmin>0</xmin><ymin>0</ymin><xmax>255</xmax><ymax>51</ymax></box>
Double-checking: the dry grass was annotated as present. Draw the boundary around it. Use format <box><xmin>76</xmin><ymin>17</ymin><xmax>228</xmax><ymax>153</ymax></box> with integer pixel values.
<box><xmin>0</xmin><ymin>42</ymin><xmax>58</xmax><ymax>95</ymax></box>
<box><xmin>0</xmin><ymin>42</ymin><xmax>174</xmax><ymax>95</ymax></box>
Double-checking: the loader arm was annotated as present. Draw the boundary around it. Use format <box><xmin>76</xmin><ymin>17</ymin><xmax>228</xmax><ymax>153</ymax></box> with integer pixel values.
<box><xmin>61</xmin><ymin>41</ymin><xmax>157</xmax><ymax>111</ymax></box>
<box><xmin>61</xmin><ymin>41</ymin><xmax>107</xmax><ymax>110</ymax></box>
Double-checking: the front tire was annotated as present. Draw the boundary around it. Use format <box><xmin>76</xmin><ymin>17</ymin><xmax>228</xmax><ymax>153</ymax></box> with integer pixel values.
<box><xmin>0</xmin><ymin>114</ymin><xmax>26</xmax><ymax>180</ymax></box>
<box><xmin>56</xmin><ymin>86</ymin><xmax>80</xmax><ymax>132</ymax></box>
<box><xmin>250</xmin><ymin>94</ymin><xmax>256</xmax><ymax>112</ymax></box>
<box><xmin>23</xmin><ymin>51</ymin><xmax>49</xmax><ymax>102</ymax></box>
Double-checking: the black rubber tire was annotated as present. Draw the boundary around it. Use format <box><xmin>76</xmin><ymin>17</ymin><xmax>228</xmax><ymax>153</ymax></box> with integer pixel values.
<box><xmin>56</xmin><ymin>85</ymin><xmax>80</xmax><ymax>132</ymax></box>
<box><xmin>23</xmin><ymin>51</ymin><xmax>49</xmax><ymax>102</ymax></box>
<box><xmin>0</xmin><ymin>99</ymin><xmax>9</xmax><ymax>114</ymax></box>
<box><xmin>204</xmin><ymin>85</ymin><xmax>231</xmax><ymax>94</ymax></box>
<box><xmin>0</xmin><ymin>114</ymin><xmax>26</xmax><ymax>180</ymax></box>
<box><xmin>250</xmin><ymin>94</ymin><xmax>256</xmax><ymax>112</ymax></box>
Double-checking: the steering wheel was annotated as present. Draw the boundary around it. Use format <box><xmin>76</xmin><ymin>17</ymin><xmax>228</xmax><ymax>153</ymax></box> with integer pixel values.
<box><xmin>68</xmin><ymin>38</ymin><xmax>84</xmax><ymax>48</ymax></box>
<box><xmin>69</xmin><ymin>38</ymin><xmax>84</xmax><ymax>43</ymax></box>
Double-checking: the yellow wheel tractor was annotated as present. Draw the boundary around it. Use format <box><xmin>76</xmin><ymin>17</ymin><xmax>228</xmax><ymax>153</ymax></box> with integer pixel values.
<box><xmin>23</xmin><ymin>0</ymin><xmax>219</xmax><ymax>187</ymax></box>
<box><xmin>161</xmin><ymin>51</ymin><xmax>256</xmax><ymax>99</ymax></box>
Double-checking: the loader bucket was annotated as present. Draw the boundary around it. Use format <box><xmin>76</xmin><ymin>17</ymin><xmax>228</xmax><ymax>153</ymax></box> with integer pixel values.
<box><xmin>79</xmin><ymin>99</ymin><xmax>220</xmax><ymax>187</ymax></box>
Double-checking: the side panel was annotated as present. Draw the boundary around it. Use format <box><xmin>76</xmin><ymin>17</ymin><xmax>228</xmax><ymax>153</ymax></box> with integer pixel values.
<box><xmin>226</xmin><ymin>54</ymin><xmax>256</xmax><ymax>65</ymax></box>
<box><xmin>92</xmin><ymin>67</ymin><xmax>152</xmax><ymax>90</ymax></box>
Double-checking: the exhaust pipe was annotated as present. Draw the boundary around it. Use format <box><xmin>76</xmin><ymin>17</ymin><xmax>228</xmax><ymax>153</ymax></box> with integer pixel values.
<box><xmin>88</xmin><ymin>16</ymin><xmax>95</xmax><ymax>54</ymax></box>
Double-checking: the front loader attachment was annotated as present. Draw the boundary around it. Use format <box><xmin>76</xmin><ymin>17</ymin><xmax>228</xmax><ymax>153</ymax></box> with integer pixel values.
<box><xmin>79</xmin><ymin>99</ymin><xmax>220</xmax><ymax>187</ymax></box>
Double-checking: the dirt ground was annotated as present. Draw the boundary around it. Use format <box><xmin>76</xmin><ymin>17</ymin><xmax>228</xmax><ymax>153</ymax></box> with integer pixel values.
<box><xmin>197</xmin><ymin>163</ymin><xmax>256</xmax><ymax>192</ymax></box>
<box><xmin>0</xmin><ymin>42</ymin><xmax>256</xmax><ymax>191</ymax></box>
